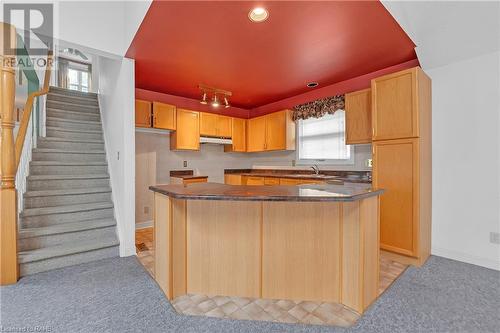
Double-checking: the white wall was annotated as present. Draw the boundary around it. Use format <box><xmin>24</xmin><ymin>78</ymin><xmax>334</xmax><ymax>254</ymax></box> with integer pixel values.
<box><xmin>98</xmin><ymin>55</ymin><xmax>136</xmax><ymax>257</ymax></box>
<box><xmin>428</xmin><ymin>51</ymin><xmax>500</xmax><ymax>270</ymax></box>
<box><xmin>135</xmin><ymin>131</ymin><xmax>371</xmax><ymax>224</ymax></box>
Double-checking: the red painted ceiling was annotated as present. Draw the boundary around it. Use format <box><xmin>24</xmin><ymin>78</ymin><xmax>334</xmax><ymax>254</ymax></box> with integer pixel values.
<box><xmin>126</xmin><ymin>1</ymin><xmax>417</xmax><ymax>109</ymax></box>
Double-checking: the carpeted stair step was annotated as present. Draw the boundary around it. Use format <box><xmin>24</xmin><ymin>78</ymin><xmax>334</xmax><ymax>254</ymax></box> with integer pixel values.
<box><xmin>46</xmin><ymin>100</ymin><xmax>100</xmax><ymax>114</ymax></box>
<box><xmin>47</xmin><ymin>108</ymin><xmax>101</xmax><ymax>122</ymax></box>
<box><xmin>27</xmin><ymin>174</ymin><xmax>110</xmax><ymax>191</ymax></box>
<box><xmin>46</xmin><ymin>126</ymin><xmax>103</xmax><ymax>141</ymax></box>
<box><xmin>32</xmin><ymin>148</ymin><xmax>106</xmax><ymax>162</ymax></box>
<box><xmin>30</xmin><ymin>161</ymin><xmax>108</xmax><ymax>176</ymax></box>
<box><xmin>20</xmin><ymin>201</ymin><xmax>114</xmax><ymax>228</ymax></box>
<box><xmin>46</xmin><ymin>117</ymin><xmax>102</xmax><ymax>131</ymax></box>
<box><xmin>37</xmin><ymin>137</ymin><xmax>105</xmax><ymax>151</ymax></box>
<box><xmin>18</xmin><ymin>222</ymin><xmax>117</xmax><ymax>251</ymax></box>
<box><xmin>19</xmin><ymin>236</ymin><xmax>119</xmax><ymax>276</ymax></box>
<box><xmin>47</xmin><ymin>92</ymin><xmax>99</xmax><ymax>106</ymax></box>
<box><xmin>24</xmin><ymin>187</ymin><xmax>112</xmax><ymax>208</ymax></box>
<box><xmin>49</xmin><ymin>86</ymin><xmax>97</xmax><ymax>99</ymax></box>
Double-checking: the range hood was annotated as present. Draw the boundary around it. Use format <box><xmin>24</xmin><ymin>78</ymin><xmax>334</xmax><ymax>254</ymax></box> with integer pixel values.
<box><xmin>200</xmin><ymin>136</ymin><xmax>233</xmax><ymax>145</ymax></box>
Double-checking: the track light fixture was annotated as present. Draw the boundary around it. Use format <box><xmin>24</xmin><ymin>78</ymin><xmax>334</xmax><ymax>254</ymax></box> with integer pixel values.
<box><xmin>198</xmin><ymin>84</ymin><xmax>232</xmax><ymax>109</ymax></box>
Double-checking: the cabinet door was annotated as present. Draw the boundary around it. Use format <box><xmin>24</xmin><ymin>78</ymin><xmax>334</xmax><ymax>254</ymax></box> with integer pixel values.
<box><xmin>373</xmin><ymin>138</ymin><xmax>418</xmax><ymax>257</ymax></box>
<box><xmin>247</xmin><ymin>116</ymin><xmax>266</xmax><ymax>152</ymax></box>
<box><xmin>265</xmin><ymin>111</ymin><xmax>286</xmax><ymax>151</ymax></box>
<box><xmin>372</xmin><ymin>68</ymin><xmax>418</xmax><ymax>140</ymax></box>
<box><xmin>217</xmin><ymin>116</ymin><xmax>232</xmax><ymax>138</ymax></box>
<box><xmin>345</xmin><ymin>89</ymin><xmax>372</xmax><ymax>144</ymax></box>
<box><xmin>153</xmin><ymin>102</ymin><xmax>176</xmax><ymax>130</ymax></box>
<box><xmin>231</xmin><ymin>118</ymin><xmax>246</xmax><ymax>152</ymax></box>
<box><xmin>172</xmin><ymin>109</ymin><xmax>200</xmax><ymax>150</ymax></box>
<box><xmin>264</xmin><ymin>177</ymin><xmax>280</xmax><ymax>185</ymax></box>
<box><xmin>244</xmin><ymin>176</ymin><xmax>265</xmax><ymax>185</ymax></box>
<box><xmin>200</xmin><ymin>112</ymin><xmax>218</xmax><ymax>137</ymax></box>
<box><xmin>279</xmin><ymin>178</ymin><xmax>303</xmax><ymax>185</ymax></box>
<box><xmin>135</xmin><ymin>100</ymin><xmax>151</xmax><ymax>127</ymax></box>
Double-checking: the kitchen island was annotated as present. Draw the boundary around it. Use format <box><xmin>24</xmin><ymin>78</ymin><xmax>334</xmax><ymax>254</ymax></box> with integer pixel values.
<box><xmin>149</xmin><ymin>182</ymin><xmax>384</xmax><ymax>314</ymax></box>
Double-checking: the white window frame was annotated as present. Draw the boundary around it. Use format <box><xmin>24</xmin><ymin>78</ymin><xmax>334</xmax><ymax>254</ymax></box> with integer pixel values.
<box><xmin>295</xmin><ymin>111</ymin><xmax>354</xmax><ymax>166</ymax></box>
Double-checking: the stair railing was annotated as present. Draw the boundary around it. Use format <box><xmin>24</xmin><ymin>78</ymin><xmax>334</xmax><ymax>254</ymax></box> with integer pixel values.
<box><xmin>0</xmin><ymin>21</ymin><xmax>52</xmax><ymax>285</ymax></box>
<box><xmin>14</xmin><ymin>52</ymin><xmax>53</xmax><ymax>213</ymax></box>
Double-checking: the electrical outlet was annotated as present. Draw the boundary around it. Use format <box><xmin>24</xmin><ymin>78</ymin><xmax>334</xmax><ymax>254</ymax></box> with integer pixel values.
<box><xmin>366</xmin><ymin>159</ymin><xmax>373</xmax><ymax>167</ymax></box>
<box><xmin>183</xmin><ymin>160</ymin><xmax>188</xmax><ymax>167</ymax></box>
<box><xmin>490</xmin><ymin>232</ymin><xmax>500</xmax><ymax>244</ymax></box>
<box><xmin>143</xmin><ymin>206</ymin><xmax>150</xmax><ymax>214</ymax></box>
<box><xmin>291</xmin><ymin>160</ymin><xmax>296</xmax><ymax>166</ymax></box>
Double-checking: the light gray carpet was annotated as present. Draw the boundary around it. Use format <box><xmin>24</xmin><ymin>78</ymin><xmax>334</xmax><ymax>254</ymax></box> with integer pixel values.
<box><xmin>1</xmin><ymin>255</ymin><xmax>499</xmax><ymax>333</ymax></box>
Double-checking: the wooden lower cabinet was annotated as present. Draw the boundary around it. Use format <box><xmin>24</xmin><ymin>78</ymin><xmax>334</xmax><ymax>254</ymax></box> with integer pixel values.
<box><xmin>170</xmin><ymin>109</ymin><xmax>200</xmax><ymax>150</ymax></box>
<box><xmin>373</xmin><ymin>138</ymin><xmax>425</xmax><ymax>259</ymax></box>
<box><xmin>135</xmin><ymin>99</ymin><xmax>151</xmax><ymax>127</ymax></box>
<box><xmin>224</xmin><ymin>174</ymin><xmax>243</xmax><ymax>185</ymax></box>
<box><xmin>244</xmin><ymin>176</ymin><xmax>265</xmax><ymax>186</ymax></box>
<box><xmin>264</xmin><ymin>177</ymin><xmax>280</xmax><ymax>185</ymax></box>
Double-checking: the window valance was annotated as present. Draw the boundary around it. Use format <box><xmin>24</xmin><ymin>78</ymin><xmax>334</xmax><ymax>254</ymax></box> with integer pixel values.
<box><xmin>292</xmin><ymin>95</ymin><xmax>345</xmax><ymax>121</ymax></box>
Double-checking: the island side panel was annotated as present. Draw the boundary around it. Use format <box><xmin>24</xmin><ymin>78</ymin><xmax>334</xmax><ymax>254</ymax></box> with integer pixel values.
<box><xmin>154</xmin><ymin>193</ymin><xmax>170</xmax><ymax>298</ymax></box>
<box><xmin>341</xmin><ymin>196</ymin><xmax>380</xmax><ymax>313</ymax></box>
<box><xmin>187</xmin><ymin>200</ymin><xmax>262</xmax><ymax>298</ymax></box>
<box><xmin>153</xmin><ymin>194</ymin><xmax>187</xmax><ymax>300</ymax></box>
<box><xmin>262</xmin><ymin>202</ymin><xmax>341</xmax><ymax>303</ymax></box>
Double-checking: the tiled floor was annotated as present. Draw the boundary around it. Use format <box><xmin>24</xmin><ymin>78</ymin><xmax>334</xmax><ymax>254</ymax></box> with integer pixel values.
<box><xmin>135</xmin><ymin>227</ymin><xmax>408</xmax><ymax>327</ymax></box>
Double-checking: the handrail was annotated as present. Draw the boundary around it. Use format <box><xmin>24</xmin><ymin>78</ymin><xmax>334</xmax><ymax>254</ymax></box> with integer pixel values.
<box><xmin>14</xmin><ymin>51</ymin><xmax>53</xmax><ymax>169</ymax></box>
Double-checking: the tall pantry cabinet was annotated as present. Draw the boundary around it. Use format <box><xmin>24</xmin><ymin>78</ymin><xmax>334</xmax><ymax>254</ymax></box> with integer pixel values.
<box><xmin>371</xmin><ymin>67</ymin><xmax>432</xmax><ymax>266</ymax></box>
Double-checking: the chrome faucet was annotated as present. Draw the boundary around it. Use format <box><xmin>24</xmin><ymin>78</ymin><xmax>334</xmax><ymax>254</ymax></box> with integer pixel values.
<box><xmin>311</xmin><ymin>164</ymin><xmax>320</xmax><ymax>175</ymax></box>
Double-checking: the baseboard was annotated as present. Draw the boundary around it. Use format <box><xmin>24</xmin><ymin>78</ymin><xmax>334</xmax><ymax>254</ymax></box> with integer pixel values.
<box><xmin>431</xmin><ymin>247</ymin><xmax>500</xmax><ymax>271</ymax></box>
<box><xmin>136</xmin><ymin>220</ymin><xmax>153</xmax><ymax>230</ymax></box>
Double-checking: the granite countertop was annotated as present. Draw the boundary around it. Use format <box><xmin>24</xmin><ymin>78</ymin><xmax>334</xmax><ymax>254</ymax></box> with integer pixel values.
<box><xmin>170</xmin><ymin>170</ymin><xmax>208</xmax><ymax>180</ymax></box>
<box><xmin>224</xmin><ymin>169</ymin><xmax>372</xmax><ymax>184</ymax></box>
<box><xmin>149</xmin><ymin>182</ymin><xmax>383</xmax><ymax>202</ymax></box>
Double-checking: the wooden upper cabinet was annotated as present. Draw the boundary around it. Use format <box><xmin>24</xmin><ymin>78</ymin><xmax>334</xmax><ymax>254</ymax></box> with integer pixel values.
<box><xmin>247</xmin><ymin>110</ymin><xmax>295</xmax><ymax>152</ymax></box>
<box><xmin>200</xmin><ymin>112</ymin><xmax>218</xmax><ymax>137</ymax></box>
<box><xmin>373</xmin><ymin>138</ymin><xmax>418</xmax><ymax>257</ymax></box>
<box><xmin>170</xmin><ymin>109</ymin><xmax>200</xmax><ymax>150</ymax></box>
<box><xmin>225</xmin><ymin>117</ymin><xmax>246</xmax><ymax>152</ymax></box>
<box><xmin>265</xmin><ymin>111</ymin><xmax>286</xmax><ymax>151</ymax></box>
<box><xmin>153</xmin><ymin>102</ymin><xmax>176</xmax><ymax>130</ymax></box>
<box><xmin>345</xmin><ymin>88</ymin><xmax>372</xmax><ymax>144</ymax></box>
<box><xmin>217</xmin><ymin>116</ymin><xmax>232</xmax><ymax>138</ymax></box>
<box><xmin>247</xmin><ymin>116</ymin><xmax>267</xmax><ymax>152</ymax></box>
<box><xmin>372</xmin><ymin>67</ymin><xmax>419</xmax><ymax>140</ymax></box>
<box><xmin>135</xmin><ymin>99</ymin><xmax>151</xmax><ymax>128</ymax></box>
<box><xmin>200</xmin><ymin>113</ymin><xmax>233</xmax><ymax>138</ymax></box>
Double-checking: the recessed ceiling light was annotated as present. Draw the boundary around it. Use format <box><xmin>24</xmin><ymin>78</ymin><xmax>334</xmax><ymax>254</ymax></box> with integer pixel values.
<box><xmin>307</xmin><ymin>82</ymin><xmax>319</xmax><ymax>88</ymax></box>
<box><xmin>248</xmin><ymin>7</ymin><xmax>269</xmax><ymax>23</ymax></box>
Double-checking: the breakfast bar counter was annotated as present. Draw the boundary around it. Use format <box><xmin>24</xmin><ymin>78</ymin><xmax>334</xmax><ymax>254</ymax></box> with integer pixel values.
<box><xmin>150</xmin><ymin>183</ymin><xmax>384</xmax><ymax>314</ymax></box>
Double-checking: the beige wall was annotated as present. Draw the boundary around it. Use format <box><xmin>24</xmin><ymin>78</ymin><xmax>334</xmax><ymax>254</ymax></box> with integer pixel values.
<box><xmin>135</xmin><ymin>131</ymin><xmax>372</xmax><ymax>225</ymax></box>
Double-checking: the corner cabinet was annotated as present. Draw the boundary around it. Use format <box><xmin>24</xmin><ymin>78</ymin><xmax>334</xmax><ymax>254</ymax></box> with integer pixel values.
<box><xmin>345</xmin><ymin>88</ymin><xmax>372</xmax><ymax>144</ymax></box>
<box><xmin>224</xmin><ymin>117</ymin><xmax>246</xmax><ymax>152</ymax></box>
<box><xmin>135</xmin><ymin>100</ymin><xmax>152</xmax><ymax>128</ymax></box>
<box><xmin>372</xmin><ymin>67</ymin><xmax>431</xmax><ymax>266</ymax></box>
<box><xmin>170</xmin><ymin>109</ymin><xmax>200</xmax><ymax>151</ymax></box>
<box><xmin>247</xmin><ymin>110</ymin><xmax>295</xmax><ymax>152</ymax></box>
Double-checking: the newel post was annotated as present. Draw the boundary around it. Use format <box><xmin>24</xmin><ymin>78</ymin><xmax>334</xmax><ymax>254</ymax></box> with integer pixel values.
<box><xmin>0</xmin><ymin>22</ymin><xmax>19</xmax><ymax>285</ymax></box>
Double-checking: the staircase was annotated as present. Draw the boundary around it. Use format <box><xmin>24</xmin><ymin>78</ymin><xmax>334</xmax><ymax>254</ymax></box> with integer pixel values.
<box><xmin>18</xmin><ymin>86</ymin><xmax>119</xmax><ymax>276</ymax></box>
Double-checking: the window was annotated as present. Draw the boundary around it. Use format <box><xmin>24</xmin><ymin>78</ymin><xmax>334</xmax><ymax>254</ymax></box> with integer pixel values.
<box><xmin>67</xmin><ymin>67</ymin><xmax>90</xmax><ymax>92</ymax></box>
<box><xmin>297</xmin><ymin>110</ymin><xmax>353</xmax><ymax>165</ymax></box>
